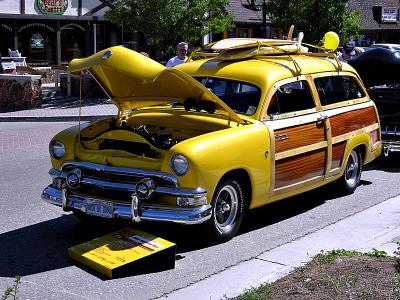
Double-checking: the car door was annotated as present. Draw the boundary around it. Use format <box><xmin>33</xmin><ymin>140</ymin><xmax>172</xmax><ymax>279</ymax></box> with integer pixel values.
<box><xmin>262</xmin><ymin>77</ymin><xmax>329</xmax><ymax>195</ymax></box>
<box><xmin>313</xmin><ymin>73</ymin><xmax>379</xmax><ymax>175</ymax></box>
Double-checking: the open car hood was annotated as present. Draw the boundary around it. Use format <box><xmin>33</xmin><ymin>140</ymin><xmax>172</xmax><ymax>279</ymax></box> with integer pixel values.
<box><xmin>349</xmin><ymin>48</ymin><xmax>400</xmax><ymax>87</ymax></box>
<box><xmin>68</xmin><ymin>46</ymin><xmax>244</xmax><ymax>124</ymax></box>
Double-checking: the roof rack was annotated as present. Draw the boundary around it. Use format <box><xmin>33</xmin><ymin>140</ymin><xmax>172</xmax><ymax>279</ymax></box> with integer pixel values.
<box><xmin>188</xmin><ymin>37</ymin><xmax>343</xmax><ymax>73</ymax></box>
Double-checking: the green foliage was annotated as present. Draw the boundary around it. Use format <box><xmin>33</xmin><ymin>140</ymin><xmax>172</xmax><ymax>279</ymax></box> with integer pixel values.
<box><xmin>229</xmin><ymin>283</ymin><xmax>273</xmax><ymax>300</ymax></box>
<box><xmin>1</xmin><ymin>276</ymin><xmax>21</xmax><ymax>300</ymax></box>
<box><xmin>315</xmin><ymin>248</ymin><xmax>388</xmax><ymax>264</ymax></box>
<box><xmin>266</xmin><ymin>0</ymin><xmax>362</xmax><ymax>45</ymax></box>
<box><xmin>394</xmin><ymin>244</ymin><xmax>400</xmax><ymax>273</ymax></box>
<box><xmin>106</xmin><ymin>0</ymin><xmax>233</xmax><ymax>56</ymax></box>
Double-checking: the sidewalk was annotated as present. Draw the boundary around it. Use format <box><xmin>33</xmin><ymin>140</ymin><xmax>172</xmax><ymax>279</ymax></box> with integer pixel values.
<box><xmin>158</xmin><ymin>195</ymin><xmax>400</xmax><ymax>300</ymax></box>
<box><xmin>0</xmin><ymin>83</ymin><xmax>117</xmax><ymax>122</ymax></box>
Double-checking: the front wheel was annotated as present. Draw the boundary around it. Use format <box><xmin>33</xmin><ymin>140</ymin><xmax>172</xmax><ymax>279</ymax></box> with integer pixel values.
<box><xmin>202</xmin><ymin>177</ymin><xmax>245</xmax><ymax>242</ymax></box>
<box><xmin>338</xmin><ymin>149</ymin><xmax>362</xmax><ymax>194</ymax></box>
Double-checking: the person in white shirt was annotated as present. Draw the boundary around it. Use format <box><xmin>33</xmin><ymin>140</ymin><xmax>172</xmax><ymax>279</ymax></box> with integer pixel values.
<box><xmin>337</xmin><ymin>43</ymin><xmax>365</xmax><ymax>63</ymax></box>
<box><xmin>166</xmin><ymin>42</ymin><xmax>188</xmax><ymax>67</ymax></box>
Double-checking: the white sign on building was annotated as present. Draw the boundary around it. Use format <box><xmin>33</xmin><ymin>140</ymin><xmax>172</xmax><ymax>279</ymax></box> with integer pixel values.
<box><xmin>381</xmin><ymin>7</ymin><xmax>398</xmax><ymax>22</ymax></box>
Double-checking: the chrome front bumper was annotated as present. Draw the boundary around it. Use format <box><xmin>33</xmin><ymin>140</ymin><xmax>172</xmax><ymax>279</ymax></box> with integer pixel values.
<box><xmin>42</xmin><ymin>161</ymin><xmax>212</xmax><ymax>224</ymax></box>
<box><xmin>42</xmin><ymin>186</ymin><xmax>212</xmax><ymax>224</ymax></box>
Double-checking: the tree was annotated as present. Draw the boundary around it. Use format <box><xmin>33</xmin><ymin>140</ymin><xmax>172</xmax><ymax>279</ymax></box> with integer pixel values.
<box><xmin>266</xmin><ymin>0</ymin><xmax>361</xmax><ymax>45</ymax></box>
<box><xmin>106</xmin><ymin>0</ymin><xmax>233</xmax><ymax>57</ymax></box>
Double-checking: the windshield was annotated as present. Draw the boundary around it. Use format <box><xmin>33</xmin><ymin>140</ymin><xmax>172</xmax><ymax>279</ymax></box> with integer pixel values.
<box><xmin>195</xmin><ymin>77</ymin><xmax>261</xmax><ymax>116</ymax></box>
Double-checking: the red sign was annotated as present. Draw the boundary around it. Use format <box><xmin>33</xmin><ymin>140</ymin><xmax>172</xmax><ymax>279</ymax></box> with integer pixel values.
<box><xmin>37</xmin><ymin>0</ymin><xmax>68</xmax><ymax>15</ymax></box>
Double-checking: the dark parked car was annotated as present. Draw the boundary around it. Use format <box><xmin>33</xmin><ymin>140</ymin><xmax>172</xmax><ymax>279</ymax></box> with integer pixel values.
<box><xmin>370</xmin><ymin>43</ymin><xmax>400</xmax><ymax>52</ymax></box>
<box><xmin>349</xmin><ymin>48</ymin><xmax>400</xmax><ymax>156</ymax></box>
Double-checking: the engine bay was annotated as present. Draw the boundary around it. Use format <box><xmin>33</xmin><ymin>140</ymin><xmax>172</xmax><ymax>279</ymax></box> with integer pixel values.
<box><xmin>79</xmin><ymin>112</ymin><xmax>230</xmax><ymax>158</ymax></box>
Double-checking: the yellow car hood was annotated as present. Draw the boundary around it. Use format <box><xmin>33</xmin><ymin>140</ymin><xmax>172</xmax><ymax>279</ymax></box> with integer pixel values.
<box><xmin>68</xmin><ymin>46</ymin><xmax>244</xmax><ymax>124</ymax></box>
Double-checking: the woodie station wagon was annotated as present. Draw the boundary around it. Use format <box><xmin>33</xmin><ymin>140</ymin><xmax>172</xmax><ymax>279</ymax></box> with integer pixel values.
<box><xmin>42</xmin><ymin>37</ymin><xmax>382</xmax><ymax>241</ymax></box>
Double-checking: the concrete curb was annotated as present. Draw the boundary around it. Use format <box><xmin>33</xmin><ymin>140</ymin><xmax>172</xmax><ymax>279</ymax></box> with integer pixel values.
<box><xmin>0</xmin><ymin>115</ymin><xmax>112</xmax><ymax>122</ymax></box>
<box><xmin>157</xmin><ymin>195</ymin><xmax>400</xmax><ymax>300</ymax></box>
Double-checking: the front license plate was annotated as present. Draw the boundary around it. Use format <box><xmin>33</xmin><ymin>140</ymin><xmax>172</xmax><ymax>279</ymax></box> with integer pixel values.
<box><xmin>86</xmin><ymin>199</ymin><xmax>113</xmax><ymax>218</ymax></box>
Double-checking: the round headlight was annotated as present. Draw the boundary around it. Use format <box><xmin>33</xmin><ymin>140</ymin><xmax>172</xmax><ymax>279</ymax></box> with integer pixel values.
<box><xmin>49</xmin><ymin>140</ymin><xmax>65</xmax><ymax>160</ymax></box>
<box><xmin>169</xmin><ymin>154</ymin><xmax>189</xmax><ymax>176</ymax></box>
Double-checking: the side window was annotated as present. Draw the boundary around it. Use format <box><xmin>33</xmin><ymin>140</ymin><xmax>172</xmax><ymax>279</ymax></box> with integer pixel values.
<box><xmin>315</xmin><ymin>76</ymin><xmax>365</xmax><ymax>106</ymax></box>
<box><xmin>267</xmin><ymin>80</ymin><xmax>315</xmax><ymax>115</ymax></box>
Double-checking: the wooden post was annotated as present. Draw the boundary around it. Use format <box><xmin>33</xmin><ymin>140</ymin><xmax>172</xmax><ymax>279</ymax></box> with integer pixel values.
<box><xmin>56</xmin><ymin>21</ymin><xmax>61</xmax><ymax>65</ymax></box>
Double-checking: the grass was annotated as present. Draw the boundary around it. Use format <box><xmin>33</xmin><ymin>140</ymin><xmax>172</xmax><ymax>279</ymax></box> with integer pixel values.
<box><xmin>314</xmin><ymin>248</ymin><xmax>388</xmax><ymax>264</ymax></box>
<box><xmin>230</xmin><ymin>246</ymin><xmax>400</xmax><ymax>300</ymax></box>
<box><xmin>228</xmin><ymin>283</ymin><xmax>273</xmax><ymax>300</ymax></box>
<box><xmin>1</xmin><ymin>276</ymin><xmax>21</xmax><ymax>300</ymax></box>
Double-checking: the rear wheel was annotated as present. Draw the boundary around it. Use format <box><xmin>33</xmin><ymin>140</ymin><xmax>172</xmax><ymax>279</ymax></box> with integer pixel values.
<box><xmin>203</xmin><ymin>177</ymin><xmax>245</xmax><ymax>242</ymax></box>
<box><xmin>338</xmin><ymin>149</ymin><xmax>362</xmax><ymax>194</ymax></box>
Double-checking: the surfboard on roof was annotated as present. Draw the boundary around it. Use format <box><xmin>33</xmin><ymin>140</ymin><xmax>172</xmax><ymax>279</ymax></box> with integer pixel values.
<box><xmin>210</xmin><ymin>38</ymin><xmax>298</xmax><ymax>51</ymax></box>
<box><xmin>207</xmin><ymin>38</ymin><xmax>309</xmax><ymax>61</ymax></box>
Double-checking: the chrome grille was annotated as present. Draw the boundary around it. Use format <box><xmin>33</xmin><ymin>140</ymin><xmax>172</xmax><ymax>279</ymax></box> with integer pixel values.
<box><xmin>62</xmin><ymin>161</ymin><xmax>178</xmax><ymax>188</ymax></box>
<box><xmin>382</xmin><ymin>124</ymin><xmax>400</xmax><ymax>142</ymax></box>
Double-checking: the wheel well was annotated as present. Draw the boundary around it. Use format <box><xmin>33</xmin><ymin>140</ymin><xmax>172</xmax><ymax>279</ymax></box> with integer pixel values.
<box><xmin>220</xmin><ymin>169</ymin><xmax>252</xmax><ymax>209</ymax></box>
<box><xmin>354</xmin><ymin>144</ymin><xmax>366</xmax><ymax>163</ymax></box>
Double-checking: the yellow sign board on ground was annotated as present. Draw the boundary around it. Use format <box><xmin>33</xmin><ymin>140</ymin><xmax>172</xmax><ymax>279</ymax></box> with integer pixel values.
<box><xmin>68</xmin><ymin>227</ymin><xmax>176</xmax><ymax>278</ymax></box>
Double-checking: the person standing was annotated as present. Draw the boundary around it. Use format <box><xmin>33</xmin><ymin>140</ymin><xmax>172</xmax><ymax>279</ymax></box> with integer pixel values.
<box><xmin>166</xmin><ymin>42</ymin><xmax>188</xmax><ymax>67</ymax></box>
<box><xmin>337</xmin><ymin>43</ymin><xmax>365</xmax><ymax>62</ymax></box>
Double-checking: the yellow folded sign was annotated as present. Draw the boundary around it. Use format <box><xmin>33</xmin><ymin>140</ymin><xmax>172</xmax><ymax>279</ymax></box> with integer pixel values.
<box><xmin>68</xmin><ymin>227</ymin><xmax>176</xmax><ymax>278</ymax></box>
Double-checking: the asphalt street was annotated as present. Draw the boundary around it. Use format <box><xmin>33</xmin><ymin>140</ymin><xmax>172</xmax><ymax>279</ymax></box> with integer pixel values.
<box><xmin>1</xmin><ymin>122</ymin><xmax>400</xmax><ymax>300</ymax></box>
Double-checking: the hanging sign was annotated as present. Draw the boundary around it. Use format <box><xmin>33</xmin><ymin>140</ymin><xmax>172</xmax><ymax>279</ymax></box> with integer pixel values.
<box><xmin>37</xmin><ymin>0</ymin><xmax>68</xmax><ymax>15</ymax></box>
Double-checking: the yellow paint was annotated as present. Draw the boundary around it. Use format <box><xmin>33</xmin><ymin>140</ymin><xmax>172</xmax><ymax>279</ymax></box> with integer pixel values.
<box><xmin>49</xmin><ymin>42</ymin><xmax>381</xmax><ymax>214</ymax></box>
<box><xmin>68</xmin><ymin>227</ymin><xmax>176</xmax><ymax>278</ymax></box>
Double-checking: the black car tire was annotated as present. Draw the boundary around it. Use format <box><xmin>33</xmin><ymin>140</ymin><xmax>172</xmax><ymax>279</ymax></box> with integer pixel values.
<box><xmin>338</xmin><ymin>149</ymin><xmax>362</xmax><ymax>194</ymax></box>
<box><xmin>202</xmin><ymin>177</ymin><xmax>245</xmax><ymax>242</ymax></box>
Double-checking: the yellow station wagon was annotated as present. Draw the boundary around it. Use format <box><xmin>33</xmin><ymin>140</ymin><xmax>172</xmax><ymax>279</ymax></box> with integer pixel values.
<box><xmin>42</xmin><ymin>38</ymin><xmax>382</xmax><ymax>241</ymax></box>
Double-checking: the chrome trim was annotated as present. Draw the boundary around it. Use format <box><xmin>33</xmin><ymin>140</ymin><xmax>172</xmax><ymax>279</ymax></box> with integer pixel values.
<box><xmin>62</xmin><ymin>161</ymin><xmax>179</xmax><ymax>187</ymax></box>
<box><xmin>383</xmin><ymin>142</ymin><xmax>400</xmax><ymax>157</ymax></box>
<box><xmin>41</xmin><ymin>186</ymin><xmax>212</xmax><ymax>224</ymax></box>
<box><xmin>382</xmin><ymin>125</ymin><xmax>399</xmax><ymax>137</ymax></box>
<box><xmin>131</xmin><ymin>193</ymin><xmax>141</xmax><ymax>222</ymax></box>
<box><xmin>49</xmin><ymin>168</ymin><xmax>206</xmax><ymax>197</ymax></box>
<box><xmin>135</xmin><ymin>178</ymin><xmax>155</xmax><ymax>199</ymax></box>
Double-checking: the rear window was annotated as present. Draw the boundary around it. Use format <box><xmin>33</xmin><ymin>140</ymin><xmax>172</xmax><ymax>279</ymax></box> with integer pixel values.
<box><xmin>314</xmin><ymin>76</ymin><xmax>365</xmax><ymax>105</ymax></box>
<box><xmin>196</xmin><ymin>77</ymin><xmax>261</xmax><ymax>116</ymax></box>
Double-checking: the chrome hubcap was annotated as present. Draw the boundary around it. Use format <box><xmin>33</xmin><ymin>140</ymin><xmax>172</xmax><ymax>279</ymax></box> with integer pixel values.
<box><xmin>345</xmin><ymin>151</ymin><xmax>359</xmax><ymax>186</ymax></box>
<box><xmin>214</xmin><ymin>185</ymin><xmax>238</xmax><ymax>232</ymax></box>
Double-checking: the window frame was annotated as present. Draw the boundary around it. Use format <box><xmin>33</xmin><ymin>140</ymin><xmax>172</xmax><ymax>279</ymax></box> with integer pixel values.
<box><xmin>262</xmin><ymin>76</ymin><xmax>318</xmax><ymax>121</ymax></box>
<box><xmin>310</xmin><ymin>72</ymin><xmax>370</xmax><ymax>110</ymax></box>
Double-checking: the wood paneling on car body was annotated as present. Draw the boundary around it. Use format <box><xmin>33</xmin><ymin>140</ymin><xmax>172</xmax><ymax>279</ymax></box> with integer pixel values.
<box><xmin>331</xmin><ymin>141</ymin><xmax>346</xmax><ymax>169</ymax></box>
<box><xmin>275</xmin><ymin>149</ymin><xmax>325</xmax><ymax>189</ymax></box>
<box><xmin>274</xmin><ymin>122</ymin><xmax>325</xmax><ymax>153</ymax></box>
<box><xmin>330</xmin><ymin>107</ymin><xmax>377</xmax><ymax>138</ymax></box>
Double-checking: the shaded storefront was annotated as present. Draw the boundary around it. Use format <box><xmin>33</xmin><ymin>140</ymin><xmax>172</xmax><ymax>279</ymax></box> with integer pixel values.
<box><xmin>0</xmin><ymin>0</ymin><xmax>120</xmax><ymax>66</ymax></box>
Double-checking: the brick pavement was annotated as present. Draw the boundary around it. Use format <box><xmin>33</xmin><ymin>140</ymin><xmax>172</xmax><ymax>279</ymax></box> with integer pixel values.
<box><xmin>0</xmin><ymin>123</ymin><xmax>74</xmax><ymax>153</ymax></box>
<box><xmin>0</xmin><ymin>83</ymin><xmax>117</xmax><ymax>122</ymax></box>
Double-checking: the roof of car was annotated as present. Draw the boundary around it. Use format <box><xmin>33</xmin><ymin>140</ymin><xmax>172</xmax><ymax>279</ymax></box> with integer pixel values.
<box><xmin>176</xmin><ymin>55</ymin><xmax>357</xmax><ymax>88</ymax></box>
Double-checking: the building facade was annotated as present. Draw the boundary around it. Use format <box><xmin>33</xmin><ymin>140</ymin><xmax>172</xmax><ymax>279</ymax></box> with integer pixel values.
<box><xmin>0</xmin><ymin>0</ymin><xmax>119</xmax><ymax>65</ymax></box>
<box><xmin>348</xmin><ymin>0</ymin><xmax>400</xmax><ymax>44</ymax></box>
